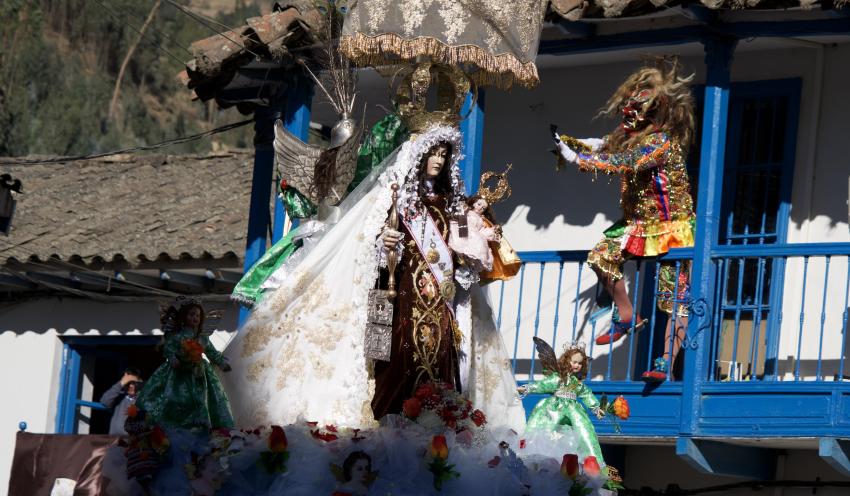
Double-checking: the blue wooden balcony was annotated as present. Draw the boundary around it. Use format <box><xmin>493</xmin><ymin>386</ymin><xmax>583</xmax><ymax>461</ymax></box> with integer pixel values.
<box><xmin>506</xmin><ymin>244</ymin><xmax>850</xmax><ymax>476</ymax></box>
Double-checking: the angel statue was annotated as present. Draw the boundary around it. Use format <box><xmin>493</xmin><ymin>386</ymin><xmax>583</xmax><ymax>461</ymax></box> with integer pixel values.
<box><xmin>519</xmin><ymin>337</ymin><xmax>605</xmax><ymax>466</ymax></box>
<box><xmin>136</xmin><ymin>298</ymin><xmax>233</xmax><ymax>429</ymax></box>
<box><xmin>222</xmin><ymin>63</ymin><xmax>525</xmax><ymax>433</ymax></box>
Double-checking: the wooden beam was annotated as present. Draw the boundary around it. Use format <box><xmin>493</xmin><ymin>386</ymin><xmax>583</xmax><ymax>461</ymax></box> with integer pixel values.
<box><xmin>551</xmin><ymin>18</ymin><xmax>596</xmax><ymax>38</ymax></box>
<box><xmin>819</xmin><ymin>438</ymin><xmax>850</xmax><ymax>476</ymax></box>
<box><xmin>676</xmin><ymin>438</ymin><xmax>776</xmax><ymax>479</ymax></box>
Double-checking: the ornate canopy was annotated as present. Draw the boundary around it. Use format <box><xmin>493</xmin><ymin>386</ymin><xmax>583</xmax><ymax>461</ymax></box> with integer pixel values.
<box><xmin>339</xmin><ymin>0</ymin><xmax>548</xmax><ymax>89</ymax></box>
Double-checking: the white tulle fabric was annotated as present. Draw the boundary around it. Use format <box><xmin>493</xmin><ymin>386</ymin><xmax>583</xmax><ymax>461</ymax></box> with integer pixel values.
<box><xmin>223</xmin><ymin>125</ymin><xmax>525</xmax><ymax>433</ymax></box>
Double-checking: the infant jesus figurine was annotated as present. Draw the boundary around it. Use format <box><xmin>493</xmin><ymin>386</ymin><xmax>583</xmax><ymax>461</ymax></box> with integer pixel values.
<box><xmin>449</xmin><ymin>195</ymin><xmax>501</xmax><ymax>273</ymax></box>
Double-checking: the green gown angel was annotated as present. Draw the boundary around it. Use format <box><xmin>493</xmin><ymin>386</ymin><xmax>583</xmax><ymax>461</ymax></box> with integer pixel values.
<box><xmin>136</xmin><ymin>298</ymin><xmax>234</xmax><ymax>429</ymax></box>
<box><xmin>521</xmin><ymin>337</ymin><xmax>606</xmax><ymax>464</ymax></box>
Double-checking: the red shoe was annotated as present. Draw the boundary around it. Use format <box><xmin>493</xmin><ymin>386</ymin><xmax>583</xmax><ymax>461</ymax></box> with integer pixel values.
<box><xmin>641</xmin><ymin>358</ymin><xmax>669</xmax><ymax>383</ymax></box>
<box><xmin>595</xmin><ymin>317</ymin><xmax>646</xmax><ymax>346</ymax></box>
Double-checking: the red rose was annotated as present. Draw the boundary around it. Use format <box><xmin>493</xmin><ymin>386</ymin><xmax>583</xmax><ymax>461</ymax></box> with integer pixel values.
<box><xmin>488</xmin><ymin>456</ymin><xmax>501</xmax><ymax>468</ymax></box>
<box><xmin>311</xmin><ymin>429</ymin><xmax>338</xmax><ymax>442</ymax></box>
<box><xmin>279</xmin><ymin>178</ymin><xmax>288</xmax><ymax>191</ymax></box>
<box><xmin>470</xmin><ymin>409</ymin><xmax>486</xmax><ymax>427</ymax></box>
<box><xmin>150</xmin><ymin>426</ymin><xmax>170</xmax><ymax>452</ymax></box>
<box><xmin>519</xmin><ymin>439</ymin><xmax>526</xmax><ymax>449</ymax></box>
<box><xmin>582</xmin><ymin>456</ymin><xmax>601</xmax><ymax>477</ymax></box>
<box><xmin>414</xmin><ymin>383</ymin><xmax>436</xmax><ymax>400</ymax></box>
<box><xmin>403</xmin><ymin>397</ymin><xmax>422</xmax><ymax>418</ymax></box>
<box><xmin>268</xmin><ymin>425</ymin><xmax>287</xmax><ymax>452</ymax></box>
<box><xmin>126</xmin><ymin>404</ymin><xmax>139</xmax><ymax>418</ymax></box>
<box><xmin>561</xmin><ymin>454</ymin><xmax>579</xmax><ymax>479</ymax></box>
<box><xmin>430</xmin><ymin>435</ymin><xmax>449</xmax><ymax>460</ymax></box>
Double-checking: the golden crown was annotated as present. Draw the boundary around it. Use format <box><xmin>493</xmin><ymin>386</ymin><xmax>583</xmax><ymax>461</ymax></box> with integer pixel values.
<box><xmin>390</xmin><ymin>62</ymin><xmax>471</xmax><ymax>135</ymax></box>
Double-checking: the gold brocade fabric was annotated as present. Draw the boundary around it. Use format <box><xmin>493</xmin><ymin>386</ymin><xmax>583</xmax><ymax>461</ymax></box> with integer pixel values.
<box><xmin>480</xmin><ymin>218</ymin><xmax>521</xmax><ymax>282</ymax></box>
<box><xmin>339</xmin><ymin>0</ymin><xmax>548</xmax><ymax>89</ymax></box>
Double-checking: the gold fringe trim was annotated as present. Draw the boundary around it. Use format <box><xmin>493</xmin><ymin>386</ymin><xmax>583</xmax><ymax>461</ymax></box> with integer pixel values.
<box><xmin>587</xmin><ymin>251</ymin><xmax>624</xmax><ymax>281</ymax></box>
<box><xmin>339</xmin><ymin>32</ymin><xmax>539</xmax><ymax>90</ymax></box>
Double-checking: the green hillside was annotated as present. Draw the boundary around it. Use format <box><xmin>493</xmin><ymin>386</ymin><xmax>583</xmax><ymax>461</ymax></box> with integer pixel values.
<box><xmin>0</xmin><ymin>0</ymin><xmax>262</xmax><ymax>157</ymax></box>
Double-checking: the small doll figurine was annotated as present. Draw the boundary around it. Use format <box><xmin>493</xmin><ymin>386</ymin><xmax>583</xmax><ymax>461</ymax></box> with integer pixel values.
<box><xmin>449</xmin><ymin>195</ymin><xmax>501</xmax><ymax>273</ymax></box>
<box><xmin>519</xmin><ymin>338</ymin><xmax>606</xmax><ymax>466</ymax></box>
<box><xmin>331</xmin><ymin>451</ymin><xmax>377</xmax><ymax>496</ymax></box>
<box><xmin>136</xmin><ymin>298</ymin><xmax>234</xmax><ymax>429</ymax></box>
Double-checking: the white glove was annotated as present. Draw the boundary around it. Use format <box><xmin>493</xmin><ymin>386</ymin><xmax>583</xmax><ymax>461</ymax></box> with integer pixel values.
<box><xmin>579</xmin><ymin>137</ymin><xmax>605</xmax><ymax>152</ymax></box>
<box><xmin>554</xmin><ymin>134</ymin><xmax>578</xmax><ymax>164</ymax></box>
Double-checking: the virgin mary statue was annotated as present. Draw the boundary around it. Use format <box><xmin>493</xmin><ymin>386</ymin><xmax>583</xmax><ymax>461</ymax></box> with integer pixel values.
<box><xmin>222</xmin><ymin>122</ymin><xmax>525</xmax><ymax>432</ymax></box>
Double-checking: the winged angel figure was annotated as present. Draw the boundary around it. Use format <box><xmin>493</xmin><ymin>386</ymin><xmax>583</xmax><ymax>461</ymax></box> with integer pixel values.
<box><xmin>520</xmin><ymin>337</ymin><xmax>608</xmax><ymax>464</ymax></box>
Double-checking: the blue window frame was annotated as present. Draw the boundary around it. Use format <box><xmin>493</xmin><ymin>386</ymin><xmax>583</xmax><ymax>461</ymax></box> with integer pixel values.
<box><xmin>55</xmin><ymin>336</ymin><xmax>161</xmax><ymax>433</ymax></box>
<box><xmin>713</xmin><ymin>79</ymin><xmax>801</xmax><ymax>381</ymax></box>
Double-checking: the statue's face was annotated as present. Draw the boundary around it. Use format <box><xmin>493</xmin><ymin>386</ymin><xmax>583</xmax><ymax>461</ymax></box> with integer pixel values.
<box><xmin>185</xmin><ymin>306</ymin><xmax>202</xmax><ymax>329</ymax></box>
<box><xmin>472</xmin><ymin>198</ymin><xmax>488</xmax><ymax>215</ymax></box>
<box><xmin>350</xmin><ymin>459</ymin><xmax>369</xmax><ymax>484</ymax></box>
<box><xmin>568</xmin><ymin>352</ymin><xmax>584</xmax><ymax>374</ymax></box>
<box><xmin>620</xmin><ymin>88</ymin><xmax>653</xmax><ymax>132</ymax></box>
<box><xmin>425</xmin><ymin>144</ymin><xmax>449</xmax><ymax>179</ymax></box>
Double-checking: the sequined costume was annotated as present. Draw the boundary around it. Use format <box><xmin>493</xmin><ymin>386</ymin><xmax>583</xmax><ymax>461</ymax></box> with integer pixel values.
<box><xmin>525</xmin><ymin>373</ymin><xmax>604</xmax><ymax>464</ymax></box>
<box><xmin>136</xmin><ymin>327</ymin><xmax>234</xmax><ymax>429</ymax></box>
<box><xmin>371</xmin><ymin>194</ymin><xmax>460</xmax><ymax>419</ymax></box>
<box><xmin>578</xmin><ymin>131</ymin><xmax>694</xmax><ymax>315</ymax></box>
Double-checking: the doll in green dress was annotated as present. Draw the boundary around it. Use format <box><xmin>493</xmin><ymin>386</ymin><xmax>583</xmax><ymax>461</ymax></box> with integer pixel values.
<box><xmin>519</xmin><ymin>338</ymin><xmax>606</xmax><ymax>465</ymax></box>
<box><xmin>136</xmin><ymin>299</ymin><xmax>234</xmax><ymax>429</ymax></box>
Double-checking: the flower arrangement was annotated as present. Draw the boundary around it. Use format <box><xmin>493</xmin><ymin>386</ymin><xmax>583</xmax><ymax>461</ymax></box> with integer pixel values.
<box><xmin>180</xmin><ymin>338</ymin><xmax>205</xmax><ymax>365</ymax></box>
<box><xmin>561</xmin><ymin>454</ymin><xmax>605</xmax><ymax>496</ymax></box>
<box><xmin>426</xmin><ymin>435</ymin><xmax>460</xmax><ymax>491</ymax></box>
<box><xmin>402</xmin><ymin>382</ymin><xmax>486</xmax><ymax>434</ymax></box>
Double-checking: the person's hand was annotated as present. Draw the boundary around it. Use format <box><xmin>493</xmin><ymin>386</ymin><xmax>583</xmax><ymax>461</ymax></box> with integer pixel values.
<box><xmin>594</xmin><ymin>407</ymin><xmax>605</xmax><ymax>420</ymax></box>
<box><xmin>120</xmin><ymin>372</ymin><xmax>140</xmax><ymax>386</ymax></box>
<box><xmin>579</xmin><ymin>137</ymin><xmax>605</xmax><ymax>151</ymax></box>
<box><xmin>381</xmin><ymin>228</ymin><xmax>402</xmax><ymax>250</ymax></box>
<box><xmin>220</xmin><ymin>363</ymin><xmax>232</xmax><ymax>372</ymax></box>
<box><xmin>551</xmin><ymin>125</ymin><xmax>578</xmax><ymax>164</ymax></box>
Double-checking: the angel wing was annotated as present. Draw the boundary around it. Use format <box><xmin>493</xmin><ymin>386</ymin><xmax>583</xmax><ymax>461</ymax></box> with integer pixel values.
<box><xmin>533</xmin><ymin>336</ymin><xmax>564</xmax><ymax>379</ymax></box>
<box><xmin>274</xmin><ymin>120</ymin><xmax>323</xmax><ymax>204</ymax></box>
<box><xmin>274</xmin><ymin>116</ymin><xmax>364</xmax><ymax>206</ymax></box>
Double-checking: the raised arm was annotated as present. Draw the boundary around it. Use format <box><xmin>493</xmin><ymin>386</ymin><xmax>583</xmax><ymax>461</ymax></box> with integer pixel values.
<box><xmin>98</xmin><ymin>381</ymin><xmax>124</xmax><ymax>408</ymax></box>
<box><xmin>576</xmin><ymin>132</ymin><xmax>671</xmax><ymax>176</ymax></box>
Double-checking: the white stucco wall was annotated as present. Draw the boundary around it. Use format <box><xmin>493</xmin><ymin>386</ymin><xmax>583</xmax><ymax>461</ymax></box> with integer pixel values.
<box><xmin>476</xmin><ymin>41</ymin><xmax>850</xmax><ymax>379</ymax></box>
<box><xmin>0</xmin><ymin>298</ymin><xmax>238</xmax><ymax>495</ymax></box>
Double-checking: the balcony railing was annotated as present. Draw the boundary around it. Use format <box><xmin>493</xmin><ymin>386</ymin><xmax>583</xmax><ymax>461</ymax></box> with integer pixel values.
<box><xmin>499</xmin><ymin>243</ymin><xmax>850</xmax><ymax>438</ymax></box>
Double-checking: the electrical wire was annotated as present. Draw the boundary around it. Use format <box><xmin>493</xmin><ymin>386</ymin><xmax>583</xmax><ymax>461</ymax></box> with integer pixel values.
<box><xmin>27</xmin><ymin>260</ymin><xmax>179</xmax><ymax>297</ymax></box>
<box><xmin>90</xmin><ymin>0</ymin><xmax>187</xmax><ymax>66</ymax></box>
<box><xmin>0</xmin><ymin>266</ymin><xmax>233</xmax><ymax>303</ymax></box>
<box><xmin>163</xmin><ymin>0</ymin><xmax>263</xmax><ymax>59</ymax></box>
<box><xmin>1</xmin><ymin>118</ymin><xmax>253</xmax><ymax>165</ymax></box>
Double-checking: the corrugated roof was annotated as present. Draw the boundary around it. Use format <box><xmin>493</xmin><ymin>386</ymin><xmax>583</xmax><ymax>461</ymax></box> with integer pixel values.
<box><xmin>0</xmin><ymin>151</ymin><xmax>254</xmax><ymax>267</ymax></box>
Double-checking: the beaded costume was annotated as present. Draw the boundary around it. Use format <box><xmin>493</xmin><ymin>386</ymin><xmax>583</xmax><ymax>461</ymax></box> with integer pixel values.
<box><xmin>578</xmin><ymin>130</ymin><xmax>695</xmax><ymax>315</ymax></box>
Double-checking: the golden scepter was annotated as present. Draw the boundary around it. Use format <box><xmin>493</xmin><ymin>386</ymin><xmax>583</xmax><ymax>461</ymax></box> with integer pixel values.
<box><xmin>386</xmin><ymin>183</ymin><xmax>400</xmax><ymax>299</ymax></box>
